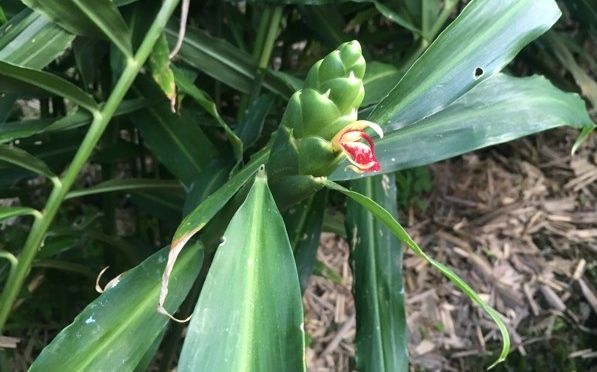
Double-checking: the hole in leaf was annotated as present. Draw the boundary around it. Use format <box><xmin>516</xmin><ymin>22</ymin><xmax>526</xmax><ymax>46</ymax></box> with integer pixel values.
<box><xmin>474</xmin><ymin>67</ymin><xmax>484</xmax><ymax>80</ymax></box>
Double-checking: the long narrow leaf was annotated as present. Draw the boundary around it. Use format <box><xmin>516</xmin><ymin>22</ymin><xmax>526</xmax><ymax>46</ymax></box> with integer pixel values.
<box><xmin>346</xmin><ymin>174</ymin><xmax>408</xmax><ymax>372</ymax></box>
<box><xmin>165</xmin><ymin>23</ymin><xmax>293</xmax><ymax>98</ymax></box>
<box><xmin>65</xmin><ymin>179</ymin><xmax>182</xmax><ymax>200</ymax></box>
<box><xmin>159</xmin><ymin>151</ymin><xmax>268</xmax><ymax>315</ymax></box>
<box><xmin>0</xmin><ymin>60</ymin><xmax>98</xmax><ymax>113</ymax></box>
<box><xmin>173</xmin><ymin>67</ymin><xmax>243</xmax><ymax>161</ymax></box>
<box><xmin>0</xmin><ymin>9</ymin><xmax>75</xmax><ymax>69</ymax></box>
<box><xmin>0</xmin><ymin>99</ymin><xmax>145</xmax><ymax>143</ymax></box>
<box><xmin>22</xmin><ymin>0</ymin><xmax>132</xmax><ymax>56</ymax></box>
<box><xmin>0</xmin><ymin>144</ymin><xmax>55</xmax><ymax>179</ymax></box>
<box><xmin>130</xmin><ymin>80</ymin><xmax>219</xmax><ymax>187</ymax></box>
<box><xmin>322</xmin><ymin>178</ymin><xmax>510</xmax><ymax>369</ymax></box>
<box><xmin>178</xmin><ymin>169</ymin><xmax>305</xmax><ymax>371</ymax></box>
<box><xmin>286</xmin><ymin>190</ymin><xmax>327</xmax><ymax>293</ymax></box>
<box><xmin>0</xmin><ymin>206</ymin><xmax>39</xmax><ymax>221</ymax></box>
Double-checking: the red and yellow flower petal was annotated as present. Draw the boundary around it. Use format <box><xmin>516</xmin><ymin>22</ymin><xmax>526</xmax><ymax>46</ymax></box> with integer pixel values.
<box><xmin>332</xmin><ymin>120</ymin><xmax>383</xmax><ymax>173</ymax></box>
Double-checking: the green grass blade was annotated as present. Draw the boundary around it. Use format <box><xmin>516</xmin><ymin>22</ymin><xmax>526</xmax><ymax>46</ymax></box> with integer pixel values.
<box><xmin>362</xmin><ymin>61</ymin><xmax>402</xmax><ymax>107</ymax></box>
<box><xmin>149</xmin><ymin>33</ymin><xmax>177</xmax><ymax>109</ymax></box>
<box><xmin>323</xmin><ymin>178</ymin><xmax>510</xmax><ymax>369</ymax></box>
<box><xmin>30</xmin><ymin>245</ymin><xmax>203</xmax><ymax>371</ymax></box>
<box><xmin>178</xmin><ymin>169</ymin><xmax>305</xmax><ymax>371</ymax></box>
<box><xmin>346</xmin><ymin>174</ymin><xmax>408</xmax><ymax>372</ymax></box>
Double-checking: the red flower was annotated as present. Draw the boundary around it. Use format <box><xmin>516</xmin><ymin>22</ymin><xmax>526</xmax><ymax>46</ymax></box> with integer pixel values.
<box><xmin>332</xmin><ymin>121</ymin><xmax>383</xmax><ymax>173</ymax></box>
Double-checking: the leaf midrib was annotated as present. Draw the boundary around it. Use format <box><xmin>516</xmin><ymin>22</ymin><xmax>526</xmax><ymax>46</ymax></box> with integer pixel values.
<box><xmin>238</xmin><ymin>179</ymin><xmax>265</xmax><ymax>371</ymax></box>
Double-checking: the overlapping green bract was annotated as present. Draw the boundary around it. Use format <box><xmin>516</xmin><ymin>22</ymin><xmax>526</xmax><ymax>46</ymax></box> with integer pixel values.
<box><xmin>282</xmin><ymin>40</ymin><xmax>365</xmax><ymax>140</ymax></box>
<box><xmin>267</xmin><ymin>41</ymin><xmax>366</xmax><ymax>207</ymax></box>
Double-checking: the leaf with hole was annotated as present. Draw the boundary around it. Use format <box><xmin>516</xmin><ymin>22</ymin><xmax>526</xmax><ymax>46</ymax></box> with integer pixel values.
<box><xmin>332</xmin><ymin>73</ymin><xmax>594</xmax><ymax>180</ymax></box>
<box><xmin>369</xmin><ymin>0</ymin><xmax>561</xmax><ymax>130</ymax></box>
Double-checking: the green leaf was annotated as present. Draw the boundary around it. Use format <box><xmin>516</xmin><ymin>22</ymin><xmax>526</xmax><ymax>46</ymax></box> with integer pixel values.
<box><xmin>235</xmin><ymin>94</ymin><xmax>275</xmax><ymax>149</ymax></box>
<box><xmin>362</xmin><ymin>61</ymin><xmax>402</xmax><ymax>107</ymax></box>
<box><xmin>30</xmin><ymin>245</ymin><xmax>203</xmax><ymax>371</ymax></box>
<box><xmin>149</xmin><ymin>33</ymin><xmax>177</xmax><ymax>110</ymax></box>
<box><xmin>544</xmin><ymin>31</ymin><xmax>597</xmax><ymax>107</ymax></box>
<box><xmin>171</xmin><ymin>153</ymin><xmax>267</xmax><ymax>249</ymax></box>
<box><xmin>346</xmin><ymin>174</ymin><xmax>408</xmax><ymax>372</ymax></box>
<box><xmin>298</xmin><ymin>5</ymin><xmax>348</xmax><ymax>49</ymax></box>
<box><xmin>165</xmin><ymin>23</ymin><xmax>293</xmax><ymax>98</ymax></box>
<box><xmin>65</xmin><ymin>179</ymin><xmax>182</xmax><ymax>200</ymax></box>
<box><xmin>173</xmin><ymin>67</ymin><xmax>243</xmax><ymax>162</ymax></box>
<box><xmin>369</xmin><ymin>0</ymin><xmax>561</xmax><ymax>130</ymax></box>
<box><xmin>285</xmin><ymin>190</ymin><xmax>327</xmax><ymax>293</ymax></box>
<box><xmin>572</xmin><ymin>125</ymin><xmax>596</xmax><ymax>155</ymax></box>
<box><xmin>130</xmin><ymin>189</ymin><xmax>184</xmax><ymax>223</ymax></box>
<box><xmin>159</xmin><ymin>151</ymin><xmax>268</xmax><ymax>313</ymax></box>
<box><xmin>130</xmin><ymin>80</ymin><xmax>219</xmax><ymax>187</ymax></box>
<box><xmin>332</xmin><ymin>73</ymin><xmax>594</xmax><ymax>180</ymax></box>
<box><xmin>0</xmin><ymin>7</ymin><xmax>6</xmax><ymax>25</ymax></box>
<box><xmin>0</xmin><ymin>99</ymin><xmax>145</xmax><ymax>143</ymax></box>
<box><xmin>356</xmin><ymin>0</ymin><xmax>420</xmax><ymax>35</ymax></box>
<box><xmin>322</xmin><ymin>178</ymin><xmax>510</xmax><ymax>369</ymax></box>
<box><xmin>0</xmin><ymin>206</ymin><xmax>39</xmax><ymax>221</ymax></box>
<box><xmin>183</xmin><ymin>160</ymin><xmax>230</xmax><ymax>216</ymax></box>
<box><xmin>0</xmin><ymin>60</ymin><xmax>99</xmax><ymax>113</ymax></box>
<box><xmin>0</xmin><ymin>144</ymin><xmax>55</xmax><ymax>179</ymax></box>
<box><xmin>178</xmin><ymin>170</ymin><xmax>305</xmax><ymax>371</ymax></box>
<box><xmin>0</xmin><ymin>9</ymin><xmax>74</xmax><ymax>69</ymax></box>
<box><xmin>22</xmin><ymin>0</ymin><xmax>132</xmax><ymax>56</ymax></box>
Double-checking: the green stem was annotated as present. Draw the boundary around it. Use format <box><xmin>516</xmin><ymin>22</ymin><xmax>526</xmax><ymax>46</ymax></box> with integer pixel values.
<box><xmin>0</xmin><ymin>251</ymin><xmax>18</xmax><ymax>288</ymax></box>
<box><xmin>427</xmin><ymin>0</ymin><xmax>459</xmax><ymax>42</ymax></box>
<box><xmin>0</xmin><ymin>0</ymin><xmax>182</xmax><ymax>332</ymax></box>
<box><xmin>238</xmin><ymin>6</ymin><xmax>283</xmax><ymax>120</ymax></box>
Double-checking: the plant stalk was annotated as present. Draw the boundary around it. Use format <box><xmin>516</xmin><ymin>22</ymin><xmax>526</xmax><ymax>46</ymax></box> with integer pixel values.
<box><xmin>238</xmin><ymin>6</ymin><xmax>283</xmax><ymax>120</ymax></box>
<box><xmin>0</xmin><ymin>0</ymin><xmax>182</xmax><ymax>332</ymax></box>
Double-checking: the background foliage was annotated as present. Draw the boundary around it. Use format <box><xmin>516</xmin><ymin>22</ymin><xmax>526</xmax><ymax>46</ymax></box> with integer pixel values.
<box><xmin>0</xmin><ymin>0</ymin><xmax>594</xmax><ymax>370</ymax></box>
